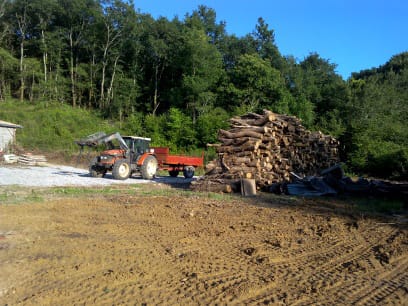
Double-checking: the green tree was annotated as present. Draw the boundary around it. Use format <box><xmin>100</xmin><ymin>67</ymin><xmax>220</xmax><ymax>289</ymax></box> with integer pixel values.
<box><xmin>295</xmin><ymin>53</ymin><xmax>349</xmax><ymax>135</ymax></box>
<box><xmin>252</xmin><ymin>17</ymin><xmax>282</xmax><ymax>69</ymax></box>
<box><xmin>55</xmin><ymin>0</ymin><xmax>100</xmax><ymax>107</ymax></box>
<box><xmin>344</xmin><ymin>52</ymin><xmax>408</xmax><ymax>179</ymax></box>
<box><xmin>228</xmin><ymin>53</ymin><xmax>286</xmax><ymax>113</ymax></box>
<box><xmin>95</xmin><ymin>0</ymin><xmax>136</xmax><ymax>110</ymax></box>
<box><xmin>109</xmin><ymin>74</ymin><xmax>141</xmax><ymax>126</ymax></box>
<box><xmin>0</xmin><ymin>47</ymin><xmax>17</xmax><ymax>100</ymax></box>
<box><xmin>185</xmin><ymin>5</ymin><xmax>226</xmax><ymax>45</ymax></box>
<box><xmin>181</xmin><ymin>27</ymin><xmax>224</xmax><ymax>121</ymax></box>
<box><xmin>165</xmin><ymin>107</ymin><xmax>197</xmax><ymax>150</ymax></box>
<box><xmin>0</xmin><ymin>0</ymin><xmax>11</xmax><ymax>46</ymax></box>
<box><xmin>196</xmin><ymin>107</ymin><xmax>229</xmax><ymax>145</ymax></box>
<box><xmin>144</xmin><ymin>113</ymin><xmax>168</xmax><ymax>146</ymax></box>
<box><xmin>6</xmin><ymin>0</ymin><xmax>31</xmax><ymax>101</ymax></box>
<box><xmin>139</xmin><ymin>16</ymin><xmax>183</xmax><ymax>114</ymax></box>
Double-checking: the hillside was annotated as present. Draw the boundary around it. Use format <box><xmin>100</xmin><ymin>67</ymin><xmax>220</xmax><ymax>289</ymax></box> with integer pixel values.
<box><xmin>0</xmin><ymin>100</ymin><xmax>118</xmax><ymax>153</ymax></box>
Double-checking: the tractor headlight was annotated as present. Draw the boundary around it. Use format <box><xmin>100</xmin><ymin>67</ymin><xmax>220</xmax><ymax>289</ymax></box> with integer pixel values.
<box><xmin>150</xmin><ymin>148</ymin><xmax>155</xmax><ymax>153</ymax></box>
<box><xmin>100</xmin><ymin>156</ymin><xmax>113</xmax><ymax>162</ymax></box>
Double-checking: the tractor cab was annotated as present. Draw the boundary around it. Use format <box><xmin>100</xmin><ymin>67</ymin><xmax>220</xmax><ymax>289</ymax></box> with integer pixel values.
<box><xmin>123</xmin><ymin>136</ymin><xmax>151</xmax><ymax>154</ymax></box>
<box><xmin>122</xmin><ymin>136</ymin><xmax>152</xmax><ymax>163</ymax></box>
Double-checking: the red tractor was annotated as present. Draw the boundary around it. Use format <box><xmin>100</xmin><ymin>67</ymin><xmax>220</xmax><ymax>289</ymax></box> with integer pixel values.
<box><xmin>76</xmin><ymin>132</ymin><xmax>203</xmax><ymax>180</ymax></box>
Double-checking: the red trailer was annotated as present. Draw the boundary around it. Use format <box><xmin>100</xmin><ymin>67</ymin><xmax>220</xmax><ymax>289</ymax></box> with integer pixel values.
<box><xmin>152</xmin><ymin>147</ymin><xmax>204</xmax><ymax>178</ymax></box>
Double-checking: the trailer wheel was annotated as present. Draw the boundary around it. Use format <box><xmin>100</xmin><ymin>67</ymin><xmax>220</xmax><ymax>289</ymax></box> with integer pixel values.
<box><xmin>141</xmin><ymin>155</ymin><xmax>158</xmax><ymax>180</ymax></box>
<box><xmin>112</xmin><ymin>159</ymin><xmax>131</xmax><ymax>180</ymax></box>
<box><xmin>89</xmin><ymin>157</ymin><xmax>106</xmax><ymax>178</ymax></box>
<box><xmin>183</xmin><ymin>166</ymin><xmax>195</xmax><ymax>178</ymax></box>
<box><xmin>169</xmin><ymin>170</ymin><xmax>179</xmax><ymax>177</ymax></box>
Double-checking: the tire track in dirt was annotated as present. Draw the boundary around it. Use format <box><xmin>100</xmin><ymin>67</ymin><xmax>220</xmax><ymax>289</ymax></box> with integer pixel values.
<box><xmin>287</xmin><ymin>227</ymin><xmax>407</xmax><ymax>306</ymax></box>
<box><xmin>201</xmin><ymin>222</ymin><xmax>401</xmax><ymax>305</ymax></box>
<box><xmin>242</xmin><ymin>224</ymin><xmax>395</xmax><ymax>305</ymax></box>
<box><xmin>0</xmin><ymin>195</ymin><xmax>406</xmax><ymax>305</ymax></box>
<box><xmin>4</xmin><ymin>201</ymin><xmax>143</xmax><ymax>304</ymax></box>
<box><xmin>173</xmin><ymin>212</ymin><xmax>405</xmax><ymax>305</ymax></box>
<box><xmin>313</xmin><ymin>228</ymin><xmax>405</xmax><ymax>303</ymax></box>
<box><xmin>348</xmin><ymin>261</ymin><xmax>408</xmax><ymax>305</ymax></box>
<box><xmin>167</xmin><ymin>221</ymin><xmax>337</xmax><ymax>304</ymax></box>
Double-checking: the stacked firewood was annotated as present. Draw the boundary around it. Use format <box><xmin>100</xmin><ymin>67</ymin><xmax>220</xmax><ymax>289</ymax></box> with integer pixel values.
<box><xmin>191</xmin><ymin>110</ymin><xmax>339</xmax><ymax>192</ymax></box>
<box><xmin>18</xmin><ymin>153</ymin><xmax>47</xmax><ymax>166</ymax></box>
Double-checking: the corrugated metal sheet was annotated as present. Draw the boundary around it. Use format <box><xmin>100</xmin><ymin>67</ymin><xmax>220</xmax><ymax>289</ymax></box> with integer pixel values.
<box><xmin>0</xmin><ymin>120</ymin><xmax>23</xmax><ymax>129</ymax></box>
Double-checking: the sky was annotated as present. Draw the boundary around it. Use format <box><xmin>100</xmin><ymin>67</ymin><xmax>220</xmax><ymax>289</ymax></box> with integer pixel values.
<box><xmin>133</xmin><ymin>0</ymin><xmax>408</xmax><ymax>79</ymax></box>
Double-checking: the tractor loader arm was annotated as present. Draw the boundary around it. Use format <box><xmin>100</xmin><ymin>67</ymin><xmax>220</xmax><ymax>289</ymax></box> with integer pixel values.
<box><xmin>75</xmin><ymin>132</ymin><xmax>129</xmax><ymax>150</ymax></box>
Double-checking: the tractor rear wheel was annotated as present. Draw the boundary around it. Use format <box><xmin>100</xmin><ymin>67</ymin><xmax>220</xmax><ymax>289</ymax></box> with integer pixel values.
<box><xmin>112</xmin><ymin>159</ymin><xmax>131</xmax><ymax>180</ymax></box>
<box><xmin>141</xmin><ymin>155</ymin><xmax>158</xmax><ymax>179</ymax></box>
<box><xmin>183</xmin><ymin>166</ymin><xmax>195</xmax><ymax>178</ymax></box>
<box><xmin>89</xmin><ymin>157</ymin><xmax>106</xmax><ymax>178</ymax></box>
<box><xmin>169</xmin><ymin>170</ymin><xmax>179</xmax><ymax>177</ymax></box>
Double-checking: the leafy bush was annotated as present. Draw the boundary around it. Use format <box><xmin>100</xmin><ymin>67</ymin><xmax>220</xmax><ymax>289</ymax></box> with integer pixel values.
<box><xmin>367</xmin><ymin>147</ymin><xmax>408</xmax><ymax>180</ymax></box>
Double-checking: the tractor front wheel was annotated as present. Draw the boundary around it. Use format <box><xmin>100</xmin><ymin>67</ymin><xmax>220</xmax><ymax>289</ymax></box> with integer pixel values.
<box><xmin>141</xmin><ymin>155</ymin><xmax>158</xmax><ymax>180</ymax></box>
<box><xmin>89</xmin><ymin>157</ymin><xmax>106</xmax><ymax>178</ymax></box>
<box><xmin>112</xmin><ymin>159</ymin><xmax>131</xmax><ymax>180</ymax></box>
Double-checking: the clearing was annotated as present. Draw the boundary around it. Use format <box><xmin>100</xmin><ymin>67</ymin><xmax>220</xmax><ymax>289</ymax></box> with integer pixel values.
<box><xmin>0</xmin><ymin>181</ymin><xmax>407</xmax><ymax>305</ymax></box>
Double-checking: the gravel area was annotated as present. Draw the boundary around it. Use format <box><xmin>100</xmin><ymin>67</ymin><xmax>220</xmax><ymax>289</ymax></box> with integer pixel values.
<box><xmin>0</xmin><ymin>164</ymin><xmax>194</xmax><ymax>187</ymax></box>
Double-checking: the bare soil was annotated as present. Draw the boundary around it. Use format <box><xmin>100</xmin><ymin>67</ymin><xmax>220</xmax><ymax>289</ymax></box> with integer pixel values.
<box><xmin>0</xmin><ymin>185</ymin><xmax>407</xmax><ymax>305</ymax></box>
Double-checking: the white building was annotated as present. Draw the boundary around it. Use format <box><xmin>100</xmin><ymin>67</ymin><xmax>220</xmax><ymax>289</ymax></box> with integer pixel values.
<box><xmin>0</xmin><ymin>120</ymin><xmax>23</xmax><ymax>153</ymax></box>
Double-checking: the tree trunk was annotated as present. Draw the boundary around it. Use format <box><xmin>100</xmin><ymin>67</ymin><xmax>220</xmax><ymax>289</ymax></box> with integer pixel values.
<box><xmin>89</xmin><ymin>53</ymin><xmax>96</xmax><ymax>109</ymax></box>
<box><xmin>106</xmin><ymin>55</ymin><xmax>119</xmax><ymax>107</ymax></box>
<box><xmin>54</xmin><ymin>48</ymin><xmax>61</xmax><ymax>102</ymax></box>
<box><xmin>100</xmin><ymin>20</ymin><xmax>121</xmax><ymax>110</ymax></box>
<box><xmin>100</xmin><ymin>61</ymin><xmax>107</xmax><ymax>108</ymax></box>
<box><xmin>0</xmin><ymin>2</ymin><xmax>8</xmax><ymax>43</ymax></box>
<box><xmin>19</xmin><ymin>40</ymin><xmax>24</xmax><ymax>101</ymax></box>
<box><xmin>41</xmin><ymin>29</ymin><xmax>47</xmax><ymax>83</ymax></box>
<box><xmin>152</xmin><ymin>64</ymin><xmax>159</xmax><ymax>115</ymax></box>
<box><xmin>69</xmin><ymin>30</ymin><xmax>76</xmax><ymax>107</ymax></box>
<box><xmin>0</xmin><ymin>76</ymin><xmax>3</xmax><ymax>101</ymax></box>
<box><xmin>16</xmin><ymin>10</ymin><xmax>27</xmax><ymax>102</ymax></box>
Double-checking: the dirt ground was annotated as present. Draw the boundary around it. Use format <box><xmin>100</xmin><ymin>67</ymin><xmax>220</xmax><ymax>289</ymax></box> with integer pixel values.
<box><xmin>0</xmin><ymin>184</ymin><xmax>407</xmax><ymax>305</ymax></box>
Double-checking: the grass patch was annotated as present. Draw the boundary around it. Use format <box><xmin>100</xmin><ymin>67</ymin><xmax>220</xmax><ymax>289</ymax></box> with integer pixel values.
<box><xmin>50</xmin><ymin>185</ymin><xmax>148</xmax><ymax>198</ymax></box>
<box><xmin>136</xmin><ymin>186</ymin><xmax>184</xmax><ymax>197</ymax></box>
<box><xmin>124</xmin><ymin>184</ymin><xmax>236</xmax><ymax>201</ymax></box>
<box><xmin>0</xmin><ymin>185</ymin><xmax>145</xmax><ymax>204</ymax></box>
<box><xmin>2</xmin><ymin>183</ymin><xmax>403</xmax><ymax>216</ymax></box>
<box><xmin>0</xmin><ymin>188</ymin><xmax>44</xmax><ymax>205</ymax></box>
<box><xmin>349</xmin><ymin>197</ymin><xmax>405</xmax><ymax>215</ymax></box>
<box><xmin>52</xmin><ymin>186</ymin><xmax>124</xmax><ymax>196</ymax></box>
<box><xmin>0</xmin><ymin>193</ymin><xmax>8</xmax><ymax>202</ymax></box>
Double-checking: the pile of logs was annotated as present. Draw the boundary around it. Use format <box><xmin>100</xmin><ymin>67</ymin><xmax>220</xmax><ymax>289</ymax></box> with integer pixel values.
<box><xmin>191</xmin><ymin>110</ymin><xmax>339</xmax><ymax>193</ymax></box>
<box><xmin>18</xmin><ymin>153</ymin><xmax>47</xmax><ymax>166</ymax></box>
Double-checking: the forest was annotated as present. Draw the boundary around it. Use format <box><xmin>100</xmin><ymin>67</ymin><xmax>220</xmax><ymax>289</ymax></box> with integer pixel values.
<box><xmin>0</xmin><ymin>0</ymin><xmax>407</xmax><ymax>180</ymax></box>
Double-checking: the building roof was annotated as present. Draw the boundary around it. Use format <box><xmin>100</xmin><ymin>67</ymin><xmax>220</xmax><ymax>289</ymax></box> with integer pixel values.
<box><xmin>0</xmin><ymin>120</ymin><xmax>23</xmax><ymax>129</ymax></box>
